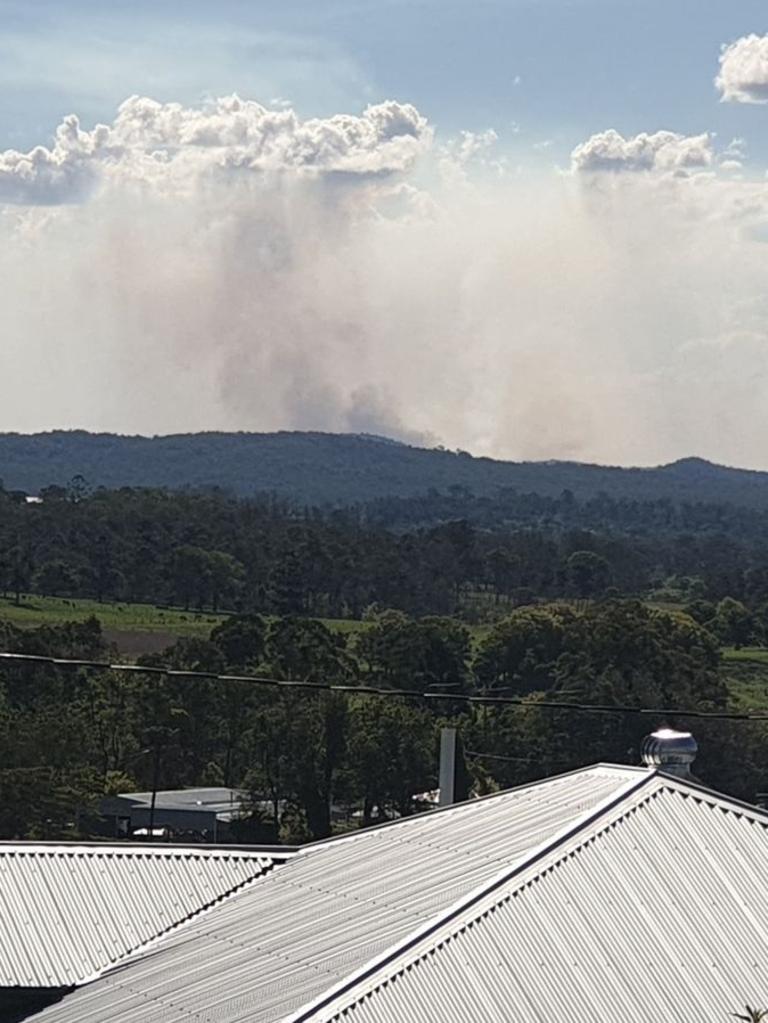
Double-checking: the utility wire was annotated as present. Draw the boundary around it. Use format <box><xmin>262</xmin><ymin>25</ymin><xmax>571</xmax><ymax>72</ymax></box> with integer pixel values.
<box><xmin>0</xmin><ymin>650</ymin><xmax>764</xmax><ymax>722</ymax></box>
<box><xmin>464</xmin><ymin>749</ymin><xmax>576</xmax><ymax>766</ymax></box>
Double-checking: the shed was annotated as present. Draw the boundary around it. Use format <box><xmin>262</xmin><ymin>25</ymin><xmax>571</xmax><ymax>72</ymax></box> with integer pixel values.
<box><xmin>100</xmin><ymin>787</ymin><xmax>251</xmax><ymax>840</ymax></box>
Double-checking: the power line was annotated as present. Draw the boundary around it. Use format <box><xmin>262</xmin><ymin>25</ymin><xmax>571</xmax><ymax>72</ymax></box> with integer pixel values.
<box><xmin>0</xmin><ymin>649</ymin><xmax>764</xmax><ymax>722</ymax></box>
<box><xmin>465</xmin><ymin>749</ymin><xmax>576</xmax><ymax>766</ymax></box>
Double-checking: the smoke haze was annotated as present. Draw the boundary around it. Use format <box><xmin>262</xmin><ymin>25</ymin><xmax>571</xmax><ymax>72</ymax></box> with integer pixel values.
<box><xmin>2</xmin><ymin>94</ymin><xmax>768</xmax><ymax>467</ymax></box>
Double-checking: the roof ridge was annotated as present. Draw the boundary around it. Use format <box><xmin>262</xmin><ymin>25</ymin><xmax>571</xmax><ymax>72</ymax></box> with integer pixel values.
<box><xmin>283</xmin><ymin>768</ymin><xmax>659</xmax><ymax>1023</ymax></box>
<box><xmin>300</xmin><ymin>763</ymin><xmax>642</xmax><ymax>854</ymax></box>
<box><xmin>653</xmin><ymin>771</ymin><xmax>768</xmax><ymax>823</ymax></box>
<box><xmin>0</xmin><ymin>841</ymin><xmax>295</xmax><ymax>854</ymax></box>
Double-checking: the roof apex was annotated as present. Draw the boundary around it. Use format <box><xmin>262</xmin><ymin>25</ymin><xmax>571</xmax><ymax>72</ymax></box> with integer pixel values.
<box><xmin>287</xmin><ymin>767</ymin><xmax>658</xmax><ymax>1023</ymax></box>
<box><xmin>297</xmin><ymin>770</ymin><xmax>768</xmax><ymax>1023</ymax></box>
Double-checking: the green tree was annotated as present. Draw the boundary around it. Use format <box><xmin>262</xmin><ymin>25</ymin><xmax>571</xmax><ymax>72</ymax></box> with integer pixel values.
<box><xmin>712</xmin><ymin>597</ymin><xmax>754</xmax><ymax>648</ymax></box>
<box><xmin>7</xmin><ymin>544</ymin><xmax>33</xmax><ymax>606</ymax></box>
<box><xmin>171</xmin><ymin>545</ymin><xmax>212</xmax><ymax>610</ymax></box>
<box><xmin>475</xmin><ymin>606</ymin><xmax>574</xmax><ymax>695</ymax></box>
<box><xmin>207</xmin><ymin>551</ymin><xmax>245</xmax><ymax>612</ymax></box>
<box><xmin>210</xmin><ymin>614</ymin><xmax>266</xmax><ymax>668</ymax></box>
<box><xmin>266</xmin><ymin>618</ymin><xmax>352</xmax><ymax>681</ymax></box>
<box><xmin>279</xmin><ymin>691</ymin><xmax>349</xmax><ymax>839</ymax></box>
<box><xmin>564</xmin><ymin>550</ymin><xmax>611</xmax><ymax>598</ymax></box>
<box><xmin>470</xmin><ymin>601</ymin><xmax>727</xmax><ymax>788</ymax></box>
<box><xmin>346</xmin><ymin>698</ymin><xmax>437</xmax><ymax>822</ymax></box>
<box><xmin>355</xmin><ymin>611</ymin><xmax>471</xmax><ymax>690</ymax></box>
<box><xmin>683</xmin><ymin>598</ymin><xmax>717</xmax><ymax>627</ymax></box>
<box><xmin>34</xmin><ymin>560</ymin><xmax>79</xmax><ymax>597</ymax></box>
<box><xmin>484</xmin><ymin>547</ymin><xmax>521</xmax><ymax>601</ymax></box>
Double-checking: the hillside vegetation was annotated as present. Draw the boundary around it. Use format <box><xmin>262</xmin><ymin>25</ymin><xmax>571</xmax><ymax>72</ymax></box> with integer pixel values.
<box><xmin>3</xmin><ymin>430</ymin><xmax>768</xmax><ymax>506</ymax></box>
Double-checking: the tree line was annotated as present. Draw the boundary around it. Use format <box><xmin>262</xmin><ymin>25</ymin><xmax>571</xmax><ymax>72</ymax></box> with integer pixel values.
<box><xmin>0</xmin><ymin>600</ymin><xmax>765</xmax><ymax>843</ymax></box>
<box><xmin>4</xmin><ymin>482</ymin><xmax>768</xmax><ymax>619</ymax></box>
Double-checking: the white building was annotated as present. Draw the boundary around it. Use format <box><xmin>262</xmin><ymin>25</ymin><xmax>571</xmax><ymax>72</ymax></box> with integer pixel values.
<box><xmin>30</xmin><ymin>732</ymin><xmax>768</xmax><ymax>1022</ymax></box>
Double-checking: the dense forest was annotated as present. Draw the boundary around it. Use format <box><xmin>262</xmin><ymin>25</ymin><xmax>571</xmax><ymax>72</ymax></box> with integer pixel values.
<box><xmin>0</xmin><ymin>483</ymin><xmax>768</xmax><ymax>637</ymax></box>
<box><xmin>4</xmin><ymin>473</ymin><xmax>768</xmax><ymax>842</ymax></box>
<box><xmin>0</xmin><ymin>600</ymin><xmax>762</xmax><ymax>843</ymax></box>
<box><xmin>4</xmin><ymin>430</ymin><xmax>768</xmax><ymax>506</ymax></box>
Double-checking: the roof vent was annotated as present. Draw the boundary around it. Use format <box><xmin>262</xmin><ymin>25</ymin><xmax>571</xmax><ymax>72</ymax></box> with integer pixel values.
<box><xmin>641</xmin><ymin>728</ymin><xmax>697</xmax><ymax>778</ymax></box>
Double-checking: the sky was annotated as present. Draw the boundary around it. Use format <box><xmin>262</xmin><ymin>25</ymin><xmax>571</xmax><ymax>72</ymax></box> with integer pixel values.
<box><xmin>2</xmin><ymin>0</ymin><xmax>768</xmax><ymax>467</ymax></box>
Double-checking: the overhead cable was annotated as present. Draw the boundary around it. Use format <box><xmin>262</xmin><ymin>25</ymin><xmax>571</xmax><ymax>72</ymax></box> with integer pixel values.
<box><xmin>0</xmin><ymin>650</ymin><xmax>763</xmax><ymax>722</ymax></box>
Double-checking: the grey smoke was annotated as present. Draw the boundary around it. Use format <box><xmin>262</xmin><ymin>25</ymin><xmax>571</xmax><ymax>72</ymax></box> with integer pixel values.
<box><xmin>3</xmin><ymin>95</ymin><xmax>768</xmax><ymax>468</ymax></box>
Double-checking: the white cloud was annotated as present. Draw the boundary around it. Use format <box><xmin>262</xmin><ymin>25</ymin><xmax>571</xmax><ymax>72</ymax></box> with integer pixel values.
<box><xmin>717</xmin><ymin>34</ymin><xmax>768</xmax><ymax>104</ymax></box>
<box><xmin>0</xmin><ymin>115</ymin><xmax>109</xmax><ymax>205</ymax></box>
<box><xmin>570</xmin><ymin>129</ymin><xmax>714</xmax><ymax>175</ymax></box>
<box><xmin>724</xmin><ymin>137</ymin><xmax>747</xmax><ymax>160</ymax></box>
<box><xmin>0</xmin><ymin>96</ymin><xmax>431</xmax><ymax>205</ymax></box>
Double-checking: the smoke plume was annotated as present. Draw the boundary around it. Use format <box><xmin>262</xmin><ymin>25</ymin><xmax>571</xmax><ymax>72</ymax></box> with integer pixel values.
<box><xmin>2</xmin><ymin>95</ymin><xmax>768</xmax><ymax>467</ymax></box>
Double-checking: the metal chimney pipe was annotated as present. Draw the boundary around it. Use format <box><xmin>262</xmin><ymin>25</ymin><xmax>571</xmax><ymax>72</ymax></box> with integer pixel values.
<box><xmin>438</xmin><ymin>728</ymin><xmax>457</xmax><ymax>807</ymax></box>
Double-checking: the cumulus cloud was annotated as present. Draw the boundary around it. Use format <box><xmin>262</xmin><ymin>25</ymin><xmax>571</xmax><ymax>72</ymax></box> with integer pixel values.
<box><xmin>4</xmin><ymin>97</ymin><xmax>768</xmax><ymax>469</ymax></box>
<box><xmin>0</xmin><ymin>115</ymin><xmax>109</xmax><ymax>204</ymax></box>
<box><xmin>0</xmin><ymin>95</ymin><xmax>431</xmax><ymax>205</ymax></box>
<box><xmin>570</xmin><ymin>129</ymin><xmax>714</xmax><ymax>175</ymax></box>
<box><xmin>717</xmin><ymin>34</ymin><xmax>768</xmax><ymax>104</ymax></box>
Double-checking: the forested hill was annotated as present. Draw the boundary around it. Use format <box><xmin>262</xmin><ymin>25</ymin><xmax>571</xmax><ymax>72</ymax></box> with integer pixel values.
<box><xmin>2</xmin><ymin>430</ymin><xmax>768</xmax><ymax>507</ymax></box>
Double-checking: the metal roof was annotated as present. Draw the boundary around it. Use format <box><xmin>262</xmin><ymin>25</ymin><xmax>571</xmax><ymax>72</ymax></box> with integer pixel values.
<box><xmin>113</xmin><ymin>788</ymin><xmax>248</xmax><ymax>821</ymax></box>
<box><xmin>30</xmin><ymin>765</ymin><xmax>637</xmax><ymax>1021</ymax></box>
<box><xmin>315</xmin><ymin>779</ymin><xmax>768</xmax><ymax>1022</ymax></box>
<box><xmin>0</xmin><ymin>842</ymin><xmax>285</xmax><ymax>989</ymax></box>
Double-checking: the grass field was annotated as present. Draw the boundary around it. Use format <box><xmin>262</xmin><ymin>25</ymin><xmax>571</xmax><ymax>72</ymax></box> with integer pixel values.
<box><xmin>0</xmin><ymin>596</ymin><xmax>493</xmax><ymax>658</ymax></box>
<box><xmin>0</xmin><ymin>595</ymin><xmax>223</xmax><ymax>634</ymax></box>
<box><xmin>719</xmin><ymin>648</ymin><xmax>768</xmax><ymax>711</ymax></box>
<box><xmin>0</xmin><ymin>595</ymin><xmax>374</xmax><ymax>655</ymax></box>
<box><xmin>4</xmin><ymin>594</ymin><xmax>750</xmax><ymax>669</ymax></box>
<box><xmin>721</xmin><ymin>646</ymin><xmax>768</xmax><ymax>665</ymax></box>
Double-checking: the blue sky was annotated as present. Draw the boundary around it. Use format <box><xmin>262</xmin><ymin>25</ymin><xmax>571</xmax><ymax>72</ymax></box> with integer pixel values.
<box><xmin>1</xmin><ymin>0</ymin><xmax>766</xmax><ymax>166</ymax></box>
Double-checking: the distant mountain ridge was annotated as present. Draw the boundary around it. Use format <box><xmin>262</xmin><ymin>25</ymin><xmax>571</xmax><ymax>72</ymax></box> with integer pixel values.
<box><xmin>1</xmin><ymin>430</ymin><xmax>767</xmax><ymax>508</ymax></box>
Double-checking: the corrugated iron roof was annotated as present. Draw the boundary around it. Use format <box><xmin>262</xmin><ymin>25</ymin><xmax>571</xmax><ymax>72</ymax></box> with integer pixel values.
<box><xmin>30</xmin><ymin>765</ymin><xmax>639</xmax><ymax>1021</ymax></box>
<box><xmin>315</xmin><ymin>780</ymin><xmax>768</xmax><ymax>1022</ymax></box>
<box><xmin>114</xmin><ymin>787</ymin><xmax>248</xmax><ymax>820</ymax></box>
<box><xmin>0</xmin><ymin>842</ymin><xmax>285</xmax><ymax>988</ymax></box>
